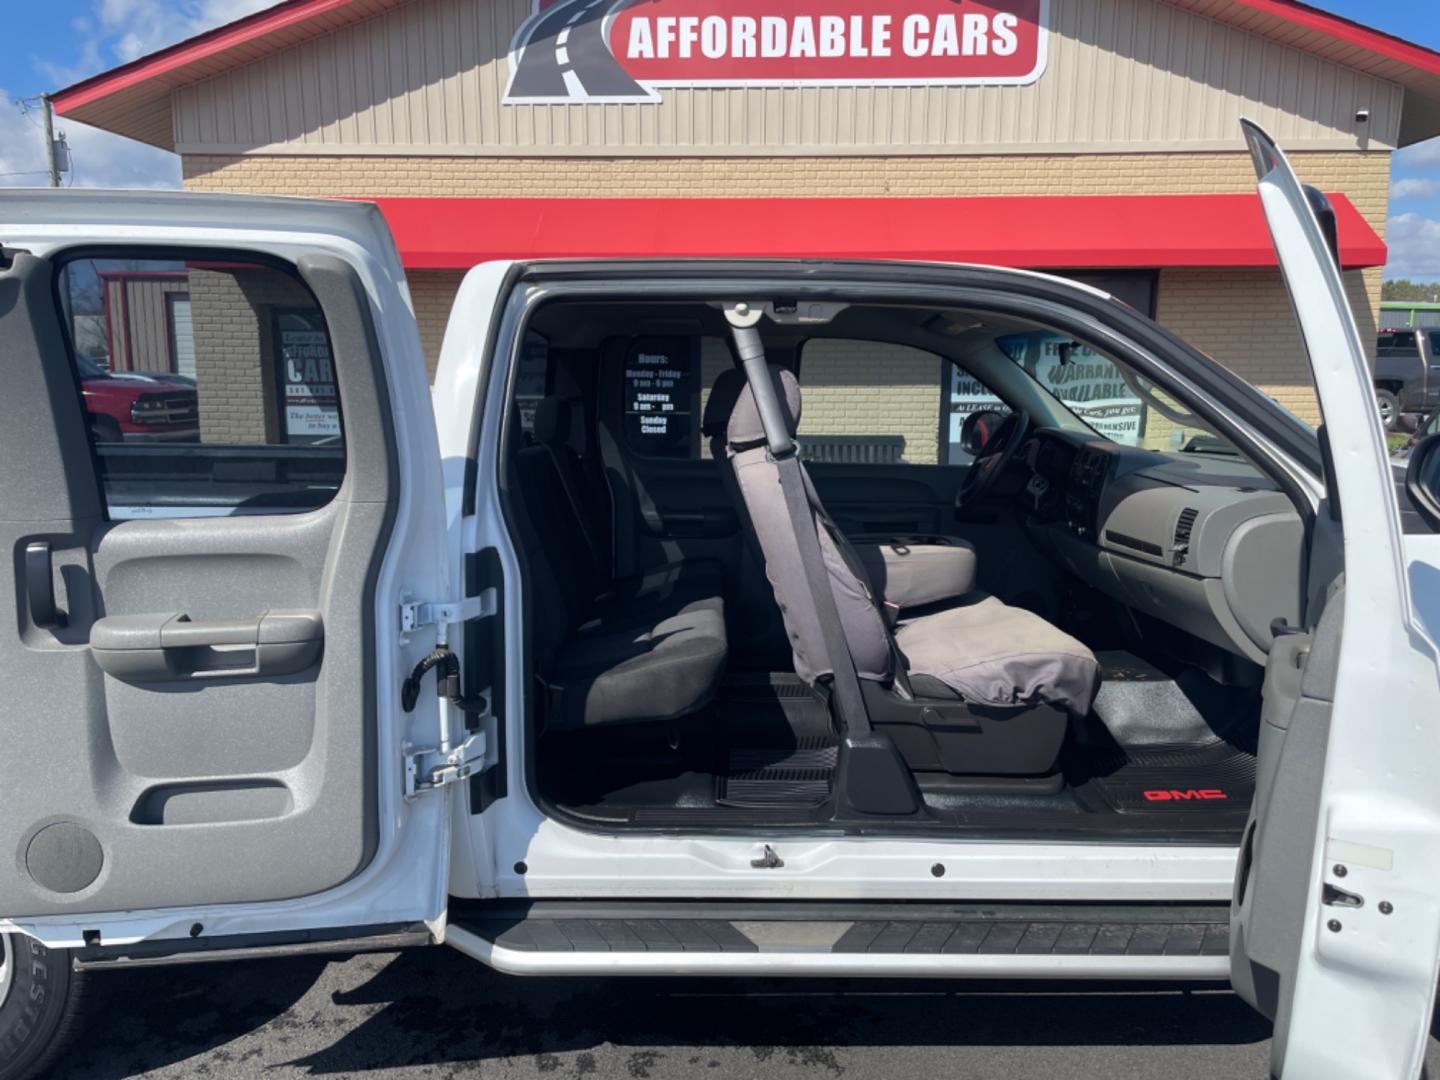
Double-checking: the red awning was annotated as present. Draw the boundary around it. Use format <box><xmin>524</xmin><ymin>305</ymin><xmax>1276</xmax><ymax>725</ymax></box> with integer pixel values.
<box><xmin>370</xmin><ymin>193</ymin><xmax>1386</xmax><ymax>272</ymax></box>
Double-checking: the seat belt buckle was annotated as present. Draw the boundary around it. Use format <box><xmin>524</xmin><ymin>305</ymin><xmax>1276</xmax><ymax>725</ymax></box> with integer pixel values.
<box><xmin>882</xmin><ymin>600</ymin><xmax>901</xmax><ymax>631</ymax></box>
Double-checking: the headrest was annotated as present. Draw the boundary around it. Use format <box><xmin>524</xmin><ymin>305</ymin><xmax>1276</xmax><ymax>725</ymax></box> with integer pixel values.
<box><xmin>702</xmin><ymin>368</ymin><xmax>747</xmax><ymax>438</ymax></box>
<box><xmin>727</xmin><ymin>365</ymin><xmax>801</xmax><ymax>449</ymax></box>
<box><xmin>531</xmin><ymin>396</ymin><xmax>570</xmax><ymax>447</ymax></box>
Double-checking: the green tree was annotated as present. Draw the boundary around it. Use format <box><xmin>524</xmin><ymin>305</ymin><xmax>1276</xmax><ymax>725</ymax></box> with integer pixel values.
<box><xmin>1383</xmin><ymin>279</ymin><xmax>1440</xmax><ymax>303</ymax></box>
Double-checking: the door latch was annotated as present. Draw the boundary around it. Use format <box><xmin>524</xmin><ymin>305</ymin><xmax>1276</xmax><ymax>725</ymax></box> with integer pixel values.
<box><xmin>404</xmin><ymin>732</ymin><xmax>486</xmax><ymax>798</ymax></box>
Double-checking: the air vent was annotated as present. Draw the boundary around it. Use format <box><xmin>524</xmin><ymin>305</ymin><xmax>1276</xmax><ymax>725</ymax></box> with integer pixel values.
<box><xmin>1172</xmin><ymin>507</ymin><xmax>1199</xmax><ymax>566</ymax></box>
<box><xmin>1174</xmin><ymin>508</ymin><xmax>1199</xmax><ymax>546</ymax></box>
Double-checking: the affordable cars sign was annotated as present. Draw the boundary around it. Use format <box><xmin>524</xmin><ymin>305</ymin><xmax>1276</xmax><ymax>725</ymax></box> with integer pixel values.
<box><xmin>506</xmin><ymin>0</ymin><xmax>1048</xmax><ymax>103</ymax></box>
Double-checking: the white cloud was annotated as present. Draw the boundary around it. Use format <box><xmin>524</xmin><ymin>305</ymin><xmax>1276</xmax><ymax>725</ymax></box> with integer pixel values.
<box><xmin>1393</xmin><ymin>178</ymin><xmax>1440</xmax><ymax>200</ymax></box>
<box><xmin>0</xmin><ymin>96</ymin><xmax>58</xmax><ymax>186</ymax></box>
<box><xmin>1</xmin><ymin>93</ymin><xmax>181</xmax><ymax>190</ymax></box>
<box><xmin>18</xmin><ymin>1</ymin><xmax>276</xmax><ymax>189</ymax></box>
<box><xmin>96</xmin><ymin>0</ymin><xmax>276</xmax><ymax>62</ymax></box>
<box><xmin>1386</xmin><ymin>212</ymin><xmax>1440</xmax><ymax>281</ymax></box>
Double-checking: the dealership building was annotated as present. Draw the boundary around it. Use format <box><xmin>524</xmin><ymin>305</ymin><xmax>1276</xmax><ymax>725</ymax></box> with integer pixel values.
<box><xmin>51</xmin><ymin>0</ymin><xmax>1440</xmax><ymax>447</ymax></box>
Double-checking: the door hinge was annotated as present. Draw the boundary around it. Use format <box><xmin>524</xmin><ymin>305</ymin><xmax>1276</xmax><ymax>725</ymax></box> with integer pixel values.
<box><xmin>400</xmin><ymin>587</ymin><xmax>496</xmax><ymax>634</ymax></box>
<box><xmin>404</xmin><ymin>731</ymin><xmax>486</xmax><ymax>798</ymax></box>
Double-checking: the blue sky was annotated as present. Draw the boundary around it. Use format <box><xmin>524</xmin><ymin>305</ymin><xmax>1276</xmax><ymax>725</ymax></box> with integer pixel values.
<box><xmin>2</xmin><ymin>0</ymin><xmax>1438</xmax><ymax>279</ymax></box>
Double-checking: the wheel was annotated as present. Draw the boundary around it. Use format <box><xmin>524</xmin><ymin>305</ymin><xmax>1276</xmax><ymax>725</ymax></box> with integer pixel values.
<box><xmin>88</xmin><ymin>415</ymin><xmax>123</xmax><ymax>444</ymax></box>
<box><xmin>1376</xmin><ymin>389</ymin><xmax>1400</xmax><ymax>432</ymax></box>
<box><xmin>0</xmin><ymin>934</ymin><xmax>87</xmax><ymax>1080</ymax></box>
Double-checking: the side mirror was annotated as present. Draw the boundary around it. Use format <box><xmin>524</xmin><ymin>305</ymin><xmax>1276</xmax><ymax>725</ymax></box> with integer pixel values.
<box><xmin>1405</xmin><ymin>434</ymin><xmax>1440</xmax><ymax>532</ymax></box>
<box><xmin>1302</xmin><ymin>185</ymin><xmax>1341</xmax><ymax>271</ymax></box>
<box><xmin>960</xmin><ymin>409</ymin><xmax>1006</xmax><ymax>455</ymax></box>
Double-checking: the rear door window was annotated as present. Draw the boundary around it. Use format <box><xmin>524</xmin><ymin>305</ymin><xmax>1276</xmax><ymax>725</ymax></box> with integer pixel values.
<box><xmin>57</xmin><ymin>254</ymin><xmax>346</xmax><ymax>517</ymax></box>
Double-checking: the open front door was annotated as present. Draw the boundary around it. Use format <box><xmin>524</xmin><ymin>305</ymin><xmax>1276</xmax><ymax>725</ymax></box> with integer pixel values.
<box><xmin>1230</xmin><ymin>124</ymin><xmax>1440</xmax><ymax>1077</ymax></box>
<box><xmin>0</xmin><ymin>192</ymin><xmax>458</xmax><ymax>952</ymax></box>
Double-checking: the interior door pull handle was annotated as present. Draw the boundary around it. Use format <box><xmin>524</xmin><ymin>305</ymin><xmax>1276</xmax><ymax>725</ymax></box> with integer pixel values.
<box><xmin>24</xmin><ymin>542</ymin><xmax>65</xmax><ymax>630</ymax></box>
<box><xmin>90</xmin><ymin>610</ymin><xmax>323</xmax><ymax>682</ymax></box>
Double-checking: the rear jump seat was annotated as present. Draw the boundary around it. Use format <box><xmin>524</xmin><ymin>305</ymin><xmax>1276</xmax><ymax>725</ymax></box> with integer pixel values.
<box><xmin>511</xmin><ymin>397</ymin><xmax>728</xmax><ymax>731</ymax></box>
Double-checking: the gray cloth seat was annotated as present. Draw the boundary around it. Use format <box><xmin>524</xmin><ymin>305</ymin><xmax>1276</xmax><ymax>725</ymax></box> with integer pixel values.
<box><xmin>895</xmin><ymin>594</ymin><xmax>1099</xmax><ymax>710</ymax></box>
<box><xmin>721</xmin><ymin>365</ymin><xmax>1098</xmax><ymax>716</ymax></box>
<box><xmin>514</xmin><ymin>397</ymin><xmax>728</xmax><ymax>730</ymax></box>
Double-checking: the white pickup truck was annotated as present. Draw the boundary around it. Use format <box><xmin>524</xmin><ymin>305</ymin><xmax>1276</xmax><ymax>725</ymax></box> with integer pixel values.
<box><xmin>4</xmin><ymin>123</ymin><xmax>1440</xmax><ymax>1080</ymax></box>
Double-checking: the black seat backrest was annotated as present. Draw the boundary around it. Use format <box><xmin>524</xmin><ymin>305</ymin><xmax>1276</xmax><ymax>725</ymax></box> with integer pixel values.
<box><xmin>532</xmin><ymin>396</ymin><xmax>610</xmax><ymax>585</ymax></box>
<box><xmin>512</xmin><ymin>431</ymin><xmax>603</xmax><ymax>667</ymax></box>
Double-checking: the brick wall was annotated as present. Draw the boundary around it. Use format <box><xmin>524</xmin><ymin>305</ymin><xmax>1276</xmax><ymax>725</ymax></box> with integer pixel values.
<box><xmin>185</xmin><ymin>149</ymin><xmax>1392</xmax><ymax>425</ymax></box>
<box><xmin>798</xmin><ymin>340</ymin><xmax>943</xmax><ymax>465</ymax></box>
<box><xmin>408</xmin><ymin>270</ymin><xmax>465</xmax><ymax>381</ymax></box>
<box><xmin>1155</xmin><ymin>268</ymin><xmax>1378</xmax><ymax>424</ymax></box>
<box><xmin>188</xmin><ymin>267</ymin><xmax>279</xmax><ymax>444</ymax></box>
<box><xmin>182</xmin><ymin>151</ymin><xmax>1390</xmax><ymax>219</ymax></box>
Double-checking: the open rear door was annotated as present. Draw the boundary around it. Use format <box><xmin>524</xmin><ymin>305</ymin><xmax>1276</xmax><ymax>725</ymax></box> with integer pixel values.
<box><xmin>0</xmin><ymin>191</ymin><xmax>459</xmax><ymax>953</ymax></box>
<box><xmin>1230</xmin><ymin>123</ymin><xmax>1440</xmax><ymax>1078</ymax></box>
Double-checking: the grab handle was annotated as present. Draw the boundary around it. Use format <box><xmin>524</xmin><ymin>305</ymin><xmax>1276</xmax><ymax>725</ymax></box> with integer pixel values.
<box><xmin>24</xmin><ymin>542</ymin><xmax>65</xmax><ymax>630</ymax></box>
<box><xmin>90</xmin><ymin>611</ymin><xmax>323</xmax><ymax>682</ymax></box>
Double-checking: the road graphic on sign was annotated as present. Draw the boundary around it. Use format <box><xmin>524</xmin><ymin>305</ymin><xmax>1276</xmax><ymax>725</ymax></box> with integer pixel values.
<box><xmin>505</xmin><ymin>0</ymin><xmax>653</xmax><ymax>103</ymax></box>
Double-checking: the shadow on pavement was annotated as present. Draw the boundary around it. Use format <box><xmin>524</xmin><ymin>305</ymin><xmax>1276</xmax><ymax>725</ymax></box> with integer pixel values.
<box><xmin>54</xmin><ymin>955</ymin><xmax>331</xmax><ymax>1079</ymax></box>
<box><xmin>49</xmin><ymin>945</ymin><xmax>1273</xmax><ymax>1078</ymax></box>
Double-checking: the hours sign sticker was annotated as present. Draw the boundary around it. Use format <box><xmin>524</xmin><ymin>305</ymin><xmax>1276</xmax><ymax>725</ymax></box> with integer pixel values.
<box><xmin>506</xmin><ymin>0</ymin><xmax>1047</xmax><ymax>103</ymax></box>
<box><xmin>623</xmin><ymin>337</ymin><xmax>697</xmax><ymax>458</ymax></box>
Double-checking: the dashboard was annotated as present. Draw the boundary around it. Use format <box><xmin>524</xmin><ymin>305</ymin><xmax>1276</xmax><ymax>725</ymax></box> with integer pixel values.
<box><xmin>1017</xmin><ymin>429</ymin><xmax>1304</xmax><ymax>665</ymax></box>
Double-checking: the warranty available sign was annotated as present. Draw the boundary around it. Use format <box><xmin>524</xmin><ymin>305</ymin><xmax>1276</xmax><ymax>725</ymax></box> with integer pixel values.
<box><xmin>505</xmin><ymin>0</ymin><xmax>1048</xmax><ymax>103</ymax></box>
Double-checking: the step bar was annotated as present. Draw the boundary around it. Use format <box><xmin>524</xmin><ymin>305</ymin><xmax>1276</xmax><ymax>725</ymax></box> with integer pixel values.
<box><xmin>447</xmin><ymin>901</ymin><xmax>1232</xmax><ymax>981</ymax></box>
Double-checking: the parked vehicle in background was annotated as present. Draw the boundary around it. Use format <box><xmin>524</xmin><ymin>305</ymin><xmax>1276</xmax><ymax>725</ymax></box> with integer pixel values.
<box><xmin>1389</xmin><ymin>410</ymin><xmax>1439</xmax><ymax>534</ymax></box>
<box><xmin>76</xmin><ymin>355</ymin><xmax>198</xmax><ymax>442</ymax></box>
<box><xmin>1374</xmin><ymin>327</ymin><xmax>1440</xmax><ymax>431</ymax></box>
<box><xmin>1380</xmin><ymin>300</ymin><xmax>1440</xmax><ymax>332</ymax></box>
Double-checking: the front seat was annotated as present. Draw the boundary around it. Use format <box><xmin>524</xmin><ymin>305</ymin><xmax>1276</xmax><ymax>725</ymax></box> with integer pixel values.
<box><xmin>722</xmin><ymin>364</ymin><xmax>1099</xmax><ymax>777</ymax></box>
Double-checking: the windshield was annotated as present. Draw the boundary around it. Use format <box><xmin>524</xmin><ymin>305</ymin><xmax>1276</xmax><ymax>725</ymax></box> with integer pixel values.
<box><xmin>993</xmin><ymin>331</ymin><xmax>1244</xmax><ymax>457</ymax></box>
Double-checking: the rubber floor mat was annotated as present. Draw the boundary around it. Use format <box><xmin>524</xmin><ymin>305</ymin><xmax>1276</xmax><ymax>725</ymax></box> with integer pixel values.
<box><xmin>717</xmin><ymin>737</ymin><xmax>838</xmax><ymax>808</ymax></box>
<box><xmin>1079</xmin><ymin>741</ymin><xmax>1256</xmax><ymax>814</ymax></box>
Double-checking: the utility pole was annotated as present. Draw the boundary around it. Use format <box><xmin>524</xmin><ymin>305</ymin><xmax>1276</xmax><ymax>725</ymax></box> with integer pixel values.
<box><xmin>41</xmin><ymin>94</ymin><xmax>59</xmax><ymax>187</ymax></box>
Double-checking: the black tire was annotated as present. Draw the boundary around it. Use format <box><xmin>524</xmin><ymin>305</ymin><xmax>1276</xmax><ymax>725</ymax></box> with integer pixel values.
<box><xmin>0</xmin><ymin>934</ymin><xmax>87</xmax><ymax>1080</ymax></box>
<box><xmin>1376</xmin><ymin>389</ymin><xmax>1401</xmax><ymax>432</ymax></box>
<box><xmin>88</xmin><ymin>415</ymin><xmax>123</xmax><ymax>444</ymax></box>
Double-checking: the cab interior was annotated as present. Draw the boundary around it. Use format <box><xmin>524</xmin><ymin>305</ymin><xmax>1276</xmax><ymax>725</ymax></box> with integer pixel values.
<box><xmin>501</xmin><ymin>296</ymin><xmax>1303</xmax><ymax>842</ymax></box>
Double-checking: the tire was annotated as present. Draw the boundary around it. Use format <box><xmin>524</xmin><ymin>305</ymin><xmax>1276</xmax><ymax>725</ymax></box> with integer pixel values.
<box><xmin>0</xmin><ymin>934</ymin><xmax>87</xmax><ymax>1080</ymax></box>
<box><xmin>88</xmin><ymin>415</ymin><xmax>123</xmax><ymax>444</ymax></box>
<box><xmin>1376</xmin><ymin>389</ymin><xmax>1401</xmax><ymax>432</ymax></box>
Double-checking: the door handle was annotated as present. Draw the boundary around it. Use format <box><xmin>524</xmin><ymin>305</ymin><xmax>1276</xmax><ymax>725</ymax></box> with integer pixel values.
<box><xmin>24</xmin><ymin>541</ymin><xmax>65</xmax><ymax>630</ymax></box>
<box><xmin>90</xmin><ymin>611</ymin><xmax>323</xmax><ymax>682</ymax></box>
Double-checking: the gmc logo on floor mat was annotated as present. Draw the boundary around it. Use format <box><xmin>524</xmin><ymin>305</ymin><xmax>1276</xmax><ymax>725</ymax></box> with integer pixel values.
<box><xmin>1143</xmin><ymin>789</ymin><xmax>1228</xmax><ymax>802</ymax></box>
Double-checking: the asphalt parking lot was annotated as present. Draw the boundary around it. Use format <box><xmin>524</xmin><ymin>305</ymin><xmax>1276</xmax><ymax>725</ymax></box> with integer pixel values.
<box><xmin>45</xmin><ymin>946</ymin><xmax>1440</xmax><ymax>1080</ymax></box>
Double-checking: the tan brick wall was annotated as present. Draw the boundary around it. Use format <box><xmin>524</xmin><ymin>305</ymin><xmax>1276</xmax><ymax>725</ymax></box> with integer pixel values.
<box><xmin>408</xmin><ymin>270</ymin><xmax>465</xmax><ymax>381</ymax></box>
<box><xmin>1154</xmin><ymin>268</ymin><xmax>1378</xmax><ymax>426</ymax></box>
<box><xmin>181</xmin><ymin>151</ymin><xmax>1390</xmax><ymax>224</ymax></box>
<box><xmin>185</xmin><ymin>149</ymin><xmax>1392</xmax><ymax>417</ymax></box>
<box><xmin>798</xmin><ymin>341</ymin><xmax>943</xmax><ymax>465</ymax></box>
<box><xmin>188</xmin><ymin>267</ymin><xmax>280</xmax><ymax>444</ymax></box>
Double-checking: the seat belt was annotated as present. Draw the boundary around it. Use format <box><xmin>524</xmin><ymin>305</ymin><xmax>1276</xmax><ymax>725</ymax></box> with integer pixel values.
<box><xmin>725</xmin><ymin>309</ymin><xmax>872</xmax><ymax>737</ymax></box>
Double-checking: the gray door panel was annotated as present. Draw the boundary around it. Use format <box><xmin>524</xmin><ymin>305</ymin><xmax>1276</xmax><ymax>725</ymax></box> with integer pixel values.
<box><xmin>809</xmin><ymin>464</ymin><xmax>965</xmax><ymax>536</ymax></box>
<box><xmin>1</xmin><ymin>249</ymin><xmax>398</xmax><ymax>917</ymax></box>
<box><xmin>1230</xmin><ymin>592</ymin><xmax>1338</xmax><ymax>1064</ymax></box>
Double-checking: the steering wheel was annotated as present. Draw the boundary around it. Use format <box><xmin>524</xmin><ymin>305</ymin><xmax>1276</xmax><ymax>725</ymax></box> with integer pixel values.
<box><xmin>955</xmin><ymin>409</ymin><xmax>1030</xmax><ymax>512</ymax></box>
